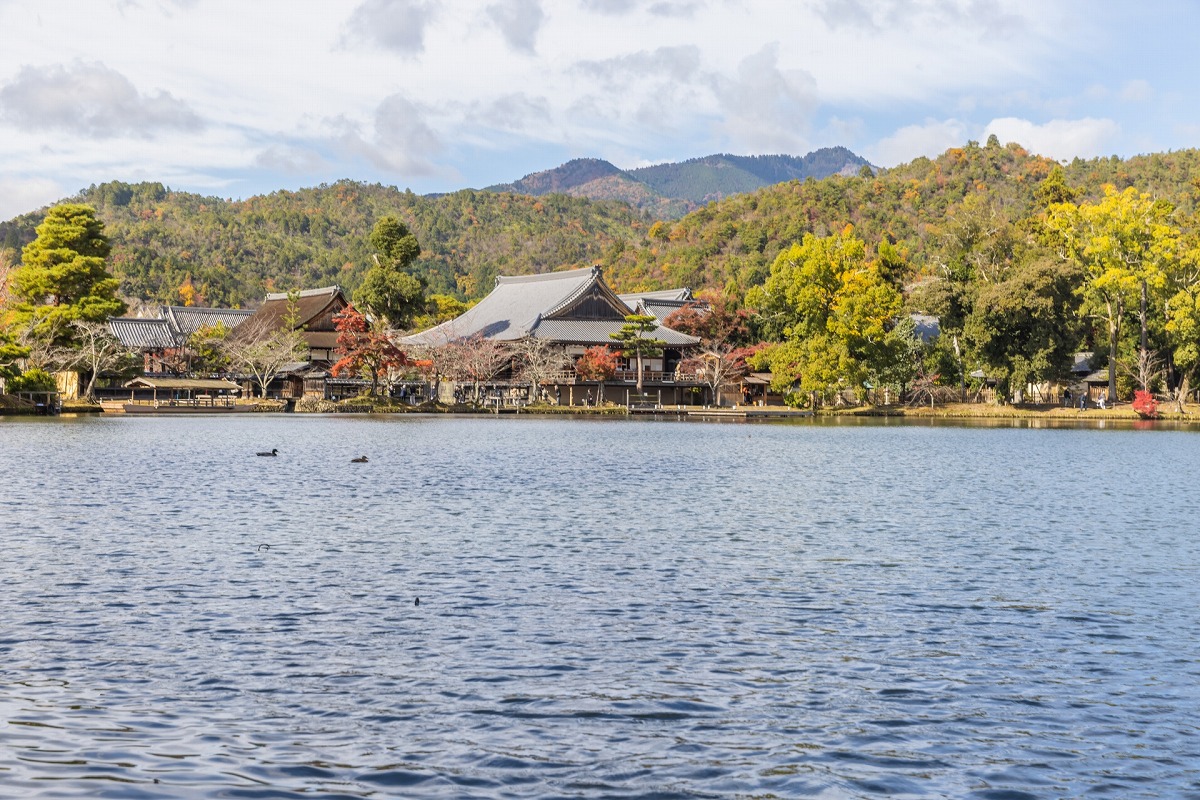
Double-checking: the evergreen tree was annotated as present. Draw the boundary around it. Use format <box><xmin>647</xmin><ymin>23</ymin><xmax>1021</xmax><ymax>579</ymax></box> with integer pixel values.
<box><xmin>610</xmin><ymin>314</ymin><xmax>666</xmax><ymax>393</ymax></box>
<box><xmin>7</xmin><ymin>204</ymin><xmax>125</xmax><ymax>346</ymax></box>
<box><xmin>0</xmin><ymin>327</ymin><xmax>28</xmax><ymax>382</ymax></box>
<box><xmin>355</xmin><ymin>215</ymin><xmax>425</xmax><ymax>329</ymax></box>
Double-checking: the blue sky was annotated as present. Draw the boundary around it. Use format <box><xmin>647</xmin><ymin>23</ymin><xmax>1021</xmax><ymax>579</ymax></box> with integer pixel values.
<box><xmin>0</xmin><ymin>0</ymin><xmax>1196</xmax><ymax>221</ymax></box>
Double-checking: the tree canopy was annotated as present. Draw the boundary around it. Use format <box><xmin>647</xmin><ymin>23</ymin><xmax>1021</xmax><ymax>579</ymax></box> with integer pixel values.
<box><xmin>6</xmin><ymin>204</ymin><xmax>125</xmax><ymax>345</ymax></box>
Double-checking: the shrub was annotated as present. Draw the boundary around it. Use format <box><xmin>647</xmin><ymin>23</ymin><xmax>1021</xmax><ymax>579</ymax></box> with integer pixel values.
<box><xmin>6</xmin><ymin>368</ymin><xmax>57</xmax><ymax>393</ymax></box>
<box><xmin>1132</xmin><ymin>389</ymin><xmax>1159</xmax><ymax>419</ymax></box>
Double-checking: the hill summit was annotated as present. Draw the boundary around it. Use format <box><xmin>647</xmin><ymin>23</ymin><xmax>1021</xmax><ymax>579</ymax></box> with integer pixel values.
<box><xmin>486</xmin><ymin>147</ymin><xmax>872</xmax><ymax>218</ymax></box>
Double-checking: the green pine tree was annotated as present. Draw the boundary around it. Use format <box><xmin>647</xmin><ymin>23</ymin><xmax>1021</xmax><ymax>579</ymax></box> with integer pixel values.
<box><xmin>8</xmin><ymin>204</ymin><xmax>126</xmax><ymax>346</ymax></box>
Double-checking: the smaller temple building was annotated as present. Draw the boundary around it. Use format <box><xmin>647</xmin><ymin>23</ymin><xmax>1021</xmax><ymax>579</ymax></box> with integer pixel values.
<box><xmin>108</xmin><ymin>305</ymin><xmax>254</xmax><ymax>374</ymax></box>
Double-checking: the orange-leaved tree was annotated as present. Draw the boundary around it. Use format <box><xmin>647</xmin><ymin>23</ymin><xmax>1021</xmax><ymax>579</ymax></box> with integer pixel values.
<box><xmin>574</xmin><ymin>345</ymin><xmax>619</xmax><ymax>405</ymax></box>
<box><xmin>331</xmin><ymin>305</ymin><xmax>409</xmax><ymax>396</ymax></box>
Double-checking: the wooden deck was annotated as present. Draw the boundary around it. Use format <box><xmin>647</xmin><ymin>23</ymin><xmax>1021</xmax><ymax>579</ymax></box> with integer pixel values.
<box><xmin>687</xmin><ymin>407</ymin><xmax>813</xmax><ymax>419</ymax></box>
<box><xmin>625</xmin><ymin>404</ymin><xmax>813</xmax><ymax>419</ymax></box>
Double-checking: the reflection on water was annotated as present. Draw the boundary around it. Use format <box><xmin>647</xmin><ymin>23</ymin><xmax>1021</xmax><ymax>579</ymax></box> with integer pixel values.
<box><xmin>2</xmin><ymin>414</ymin><xmax>1199</xmax><ymax>798</ymax></box>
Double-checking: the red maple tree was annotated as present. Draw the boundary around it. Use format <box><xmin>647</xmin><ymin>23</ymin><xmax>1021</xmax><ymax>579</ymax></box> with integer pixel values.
<box><xmin>574</xmin><ymin>345</ymin><xmax>619</xmax><ymax>382</ymax></box>
<box><xmin>1132</xmin><ymin>389</ymin><xmax>1159</xmax><ymax>419</ymax></box>
<box><xmin>331</xmin><ymin>304</ymin><xmax>409</xmax><ymax>396</ymax></box>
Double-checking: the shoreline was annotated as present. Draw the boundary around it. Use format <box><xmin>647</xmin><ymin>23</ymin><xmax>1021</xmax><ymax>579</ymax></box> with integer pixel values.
<box><xmin>5</xmin><ymin>399</ymin><xmax>1194</xmax><ymax>425</ymax></box>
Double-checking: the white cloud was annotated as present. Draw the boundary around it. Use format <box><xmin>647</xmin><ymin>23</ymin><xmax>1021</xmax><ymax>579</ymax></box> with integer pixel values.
<box><xmin>0</xmin><ymin>0</ymin><xmax>1188</xmax><ymax>215</ymax></box>
<box><xmin>813</xmin><ymin>0</ymin><xmax>1028</xmax><ymax>38</ymax></box>
<box><xmin>326</xmin><ymin>93</ymin><xmax>444</xmax><ymax>177</ymax></box>
<box><xmin>0</xmin><ymin>61</ymin><xmax>202</xmax><ymax>138</ymax></box>
<box><xmin>576</xmin><ymin>46</ymin><xmax>702</xmax><ymax>85</ymax></box>
<box><xmin>466</xmin><ymin>93</ymin><xmax>551</xmax><ymax>134</ymax></box>
<box><xmin>343</xmin><ymin>0</ymin><xmax>438</xmax><ymax>56</ymax></box>
<box><xmin>254</xmin><ymin>145</ymin><xmax>328</xmax><ymax>175</ymax></box>
<box><xmin>580</xmin><ymin>0</ymin><xmax>638</xmax><ymax>13</ymax></box>
<box><xmin>820</xmin><ymin>116</ymin><xmax>865</xmax><ymax>145</ymax></box>
<box><xmin>983</xmin><ymin>117</ymin><xmax>1119</xmax><ymax>160</ymax></box>
<box><xmin>646</xmin><ymin>1</ymin><xmax>702</xmax><ymax>17</ymax></box>
<box><xmin>0</xmin><ymin>176</ymin><xmax>63</xmax><ymax>222</ymax></box>
<box><xmin>708</xmin><ymin>44</ymin><xmax>818</xmax><ymax>152</ymax></box>
<box><xmin>486</xmin><ymin>0</ymin><xmax>544</xmax><ymax>54</ymax></box>
<box><xmin>866</xmin><ymin>119</ymin><xmax>968</xmax><ymax>167</ymax></box>
<box><xmin>1119</xmin><ymin>79</ymin><xmax>1152</xmax><ymax>103</ymax></box>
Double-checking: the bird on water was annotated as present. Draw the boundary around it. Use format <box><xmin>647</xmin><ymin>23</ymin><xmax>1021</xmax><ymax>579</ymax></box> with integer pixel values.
<box><xmin>257</xmin><ymin>448</ymin><xmax>278</xmax><ymax>457</ymax></box>
<box><xmin>414</xmin><ymin>597</ymin><xmax>420</xmax><ymax>606</ymax></box>
<box><xmin>351</xmin><ymin>455</ymin><xmax>369</xmax><ymax>463</ymax></box>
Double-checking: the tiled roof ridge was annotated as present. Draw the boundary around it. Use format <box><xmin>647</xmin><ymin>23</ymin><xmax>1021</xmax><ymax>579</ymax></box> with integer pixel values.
<box><xmin>264</xmin><ymin>285</ymin><xmax>344</xmax><ymax>301</ymax></box>
<box><xmin>162</xmin><ymin>304</ymin><xmax>253</xmax><ymax>315</ymax></box>
<box><xmin>496</xmin><ymin>266</ymin><xmax>598</xmax><ymax>285</ymax></box>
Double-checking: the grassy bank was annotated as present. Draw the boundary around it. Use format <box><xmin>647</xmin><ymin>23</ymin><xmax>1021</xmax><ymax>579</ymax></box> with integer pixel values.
<box><xmin>827</xmin><ymin>401</ymin><xmax>1195</xmax><ymax>422</ymax></box>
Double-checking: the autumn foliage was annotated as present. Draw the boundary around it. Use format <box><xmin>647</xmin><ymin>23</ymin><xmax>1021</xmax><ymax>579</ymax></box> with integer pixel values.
<box><xmin>331</xmin><ymin>304</ymin><xmax>409</xmax><ymax>395</ymax></box>
<box><xmin>1132</xmin><ymin>389</ymin><xmax>1159</xmax><ymax>419</ymax></box>
<box><xmin>574</xmin><ymin>345</ymin><xmax>619</xmax><ymax>382</ymax></box>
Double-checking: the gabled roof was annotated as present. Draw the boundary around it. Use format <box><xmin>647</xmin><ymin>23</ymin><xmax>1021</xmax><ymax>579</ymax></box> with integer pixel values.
<box><xmin>108</xmin><ymin>317</ymin><xmax>179</xmax><ymax>350</ymax></box>
<box><xmin>618</xmin><ymin>289</ymin><xmax>696</xmax><ymax>323</ymax></box>
<box><xmin>241</xmin><ymin>286</ymin><xmax>348</xmax><ymax>337</ymax></box>
<box><xmin>638</xmin><ymin>298</ymin><xmax>695</xmax><ymax>323</ymax></box>
<box><xmin>400</xmin><ymin>267</ymin><xmax>700</xmax><ymax>348</ymax></box>
<box><xmin>619</xmin><ymin>288</ymin><xmax>694</xmax><ymax>304</ymax></box>
<box><xmin>162</xmin><ymin>305</ymin><xmax>254</xmax><ymax>336</ymax></box>
<box><xmin>108</xmin><ymin>305</ymin><xmax>254</xmax><ymax>350</ymax></box>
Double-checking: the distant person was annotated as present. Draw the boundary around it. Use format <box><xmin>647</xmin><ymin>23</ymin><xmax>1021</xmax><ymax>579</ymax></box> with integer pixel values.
<box><xmin>1099</xmin><ymin>390</ymin><xmax>1108</xmax><ymax>410</ymax></box>
<box><xmin>1063</xmin><ymin>388</ymin><xmax>1071</xmax><ymax>407</ymax></box>
<box><xmin>1079</xmin><ymin>392</ymin><xmax>1086</xmax><ymax>410</ymax></box>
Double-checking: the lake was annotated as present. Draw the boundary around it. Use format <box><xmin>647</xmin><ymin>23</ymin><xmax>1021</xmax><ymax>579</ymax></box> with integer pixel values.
<box><xmin>2</xmin><ymin>413</ymin><xmax>1199</xmax><ymax>798</ymax></box>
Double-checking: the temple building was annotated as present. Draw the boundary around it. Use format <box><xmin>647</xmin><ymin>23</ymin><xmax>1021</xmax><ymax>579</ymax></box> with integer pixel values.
<box><xmin>401</xmin><ymin>266</ymin><xmax>703</xmax><ymax>406</ymax></box>
<box><xmin>108</xmin><ymin>305</ymin><xmax>254</xmax><ymax>374</ymax></box>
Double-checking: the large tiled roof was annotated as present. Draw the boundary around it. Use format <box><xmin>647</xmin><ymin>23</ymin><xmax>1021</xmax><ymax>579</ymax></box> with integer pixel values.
<box><xmin>108</xmin><ymin>317</ymin><xmax>178</xmax><ymax>349</ymax></box>
<box><xmin>401</xmin><ymin>267</ymin><xmax>699</xmax><ymax>348</ymax></box>
<box><xmin>639</xmin><ymin>298</ymin><xmax>695</xmax><ymax>323</ymax></box>
<box><xmin>402</xmin><ymin>267</ymin><xmax>607</xmax><ymax>346</ymax></box>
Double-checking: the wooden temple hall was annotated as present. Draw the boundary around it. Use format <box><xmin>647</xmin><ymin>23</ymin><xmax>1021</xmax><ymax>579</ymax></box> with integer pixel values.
<box><xmin>401</xmin><ymin>266</ymin><xmax>705</xmax><ymax>406</ymax></box>
<box><xmin>107</xmin><ymin>287</ymin><xmax>365</xmax><ymax>401</ymax></box>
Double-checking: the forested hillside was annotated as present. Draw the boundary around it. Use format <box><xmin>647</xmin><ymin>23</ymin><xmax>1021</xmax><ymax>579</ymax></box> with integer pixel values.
<box><xmin>2</xmin><ymin>140</ymin><xmax>1198</xmax><ymax>312</ymax></box>
<box><xmin>0</xmin><ymin>181</ymin><xmax>645</xmax><ymax>308</ymax></box>
<box><xmin>628</xmin><ymin>148</ymin><xmax>871</xmax><ymax>202</ymax></box>
<box><xmin>607</xmin><ymin>141</ymin><xmax>1200</xmax><ymax>294</ymax></box>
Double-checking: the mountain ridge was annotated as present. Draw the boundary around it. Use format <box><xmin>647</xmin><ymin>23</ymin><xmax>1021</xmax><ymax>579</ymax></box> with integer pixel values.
<box><xmin>485</xmin><ymin>147</ymin><xmax>872</xmax><ymax>217</ymax></box>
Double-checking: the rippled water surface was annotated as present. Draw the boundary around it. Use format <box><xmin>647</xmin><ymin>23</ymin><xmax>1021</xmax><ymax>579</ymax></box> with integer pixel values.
<box><xmin>3</xmin><ymin>414</ymin><xmax>1200</xmax><ymax>798</ymax></box>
